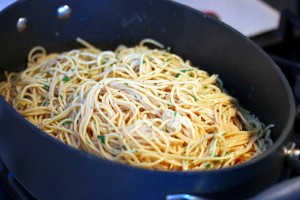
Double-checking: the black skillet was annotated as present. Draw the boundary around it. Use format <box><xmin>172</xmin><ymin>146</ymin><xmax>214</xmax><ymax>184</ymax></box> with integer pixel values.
<box><xmin>0</xmin><ymin>0</ymin><xmax>299</xmax><ymax>199</ymax></box>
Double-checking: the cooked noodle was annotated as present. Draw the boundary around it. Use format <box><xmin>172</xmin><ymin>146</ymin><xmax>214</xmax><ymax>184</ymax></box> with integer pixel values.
<box><xmin>0</xmin><ymin>38</ymin><xmax>273</xmax><ymax>171</ymax></box>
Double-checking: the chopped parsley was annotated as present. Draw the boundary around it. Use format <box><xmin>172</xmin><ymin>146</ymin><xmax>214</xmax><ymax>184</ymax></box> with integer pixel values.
<box><xmin>97</xmin><ymin>135</ymin><xmax>105</xmax><ymax>144</ymax></box>
<box><xmin>175</xmin><ymin>73</ymin><xmax>181</xmax><ymax>78</ymax></box>
<box><xmin>205</xmin><ymin>163</ymin><xmax>211</xmax><ymax>168</ymax></box>
<box><xmin>181</xmin><ymin>69</ymin><xmax>193</xmax><ymax>73</ymax></box>
<box><xmin>166</xmin><ymin>58</ymin><xmax>171</xmax><ymax>62</ymax></box>
<box><xmin>132</xmin><ymin>149</ymin><xmax>138</xmax><ymax>153</ymax></box>
<box><xmin>62</xmin><ymin>75</ymin><xmax>70</xmax><ymax>83</ymax></box>
<box><xmin>63</xmin><ymin>120</ymin><xmax>72</xmax><ymax>125</ymax></box>
<box><xmin>166</xmin><ymin>46</ymin><xmax>171</xmax><ymax>52</ymax></box>
<box><xmin>42</xmin><ymin>101</ymin><xmax>48</xmax><ymax>106</ymax></box>
<box><xmin>192</xmin><ymin>95</ymin><xmax>198</xmax><ymax>101</ymax></box>
<box><xmin>124</xmin><ymin>83</ymin><xmax>129</xmax><ymax>86</ymax></box>
<box><xmin>142</xmin><ymin>59</ymin><xmax>146</xmax><ymax>64</ymax></box>
<box><xmin>43</xmin><ymin>84</ymin><xmax>50</xmax><ymax>91</ymax></box>
<box><xmin>189</xmin><ymin>73</ymin><xmax>193</xmax><ymax>77</ymax></box>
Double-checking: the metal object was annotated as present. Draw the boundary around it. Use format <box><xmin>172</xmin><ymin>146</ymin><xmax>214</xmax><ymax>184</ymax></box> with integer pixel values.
<box><xmin>285</xmin><ymin>142</ymin><xmax>300</xmax><ymax>173</ymax></box>
<box><xmin>0</xmin><ymin>0</ymin><xmax>296</xmax><ymax>199</ymax></box>
<box><xmin>16</xmin><ymin>17</ymin><xmax>27</xmax><ymax>32</ymax></box>
<box><xmin>166</xmin><ymin>194</ymin><xmax>207</xmax><ymax>200</ymax></box>
<box><xmin>57</xmin><ymin>5</ymin><xmax>71</xmax><ymax>19</ymax></box>
<box><xmin>285</xmin><ymin>142</ymin><xmax>300</xmax><ymax>158</ymax></box>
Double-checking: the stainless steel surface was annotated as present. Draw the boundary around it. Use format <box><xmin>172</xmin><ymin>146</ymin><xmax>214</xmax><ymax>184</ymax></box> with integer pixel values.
<box><xmin>16</xmin><ymin>17</ymin><xmax>27</xmax><ymax>32</ymax></box>
<box><xmin>57</xmin><ymin>5</ymin><xmax>71</xmax><ymax>19</ymax></box>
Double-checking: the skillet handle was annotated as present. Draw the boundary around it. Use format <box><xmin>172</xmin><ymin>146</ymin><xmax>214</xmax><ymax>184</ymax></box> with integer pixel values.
<box><xmin>250</xmin><ymin>176</ymin><xmax>300</xmax><ymax>200</ymax></box>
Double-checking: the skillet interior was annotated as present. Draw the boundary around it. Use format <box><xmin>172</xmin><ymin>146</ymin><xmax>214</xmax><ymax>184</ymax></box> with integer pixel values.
<box><xmin>0</xmin><ymin>0</ymin><xmax>295</xmax><ymax>199</ymax></box>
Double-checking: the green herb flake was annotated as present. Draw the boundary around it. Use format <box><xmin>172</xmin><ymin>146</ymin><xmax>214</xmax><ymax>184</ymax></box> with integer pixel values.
<box><xmin>192</xmin><ymin>95</ymin><xmax>198</xmax><ymax>101</ymax></box>
<box><xmin>59</xmin><ymin>95</ymin><xmax>63</xmax><ymax>99</ymax></box>
<box><xmin>160</xmin><ymin>128</ymin><xmax>165</xmax><ymax>132</ymax></box>
<box><xmin>42</xmin><ymin>101</ymin><xmax>48</xmax><ymax>106</ymax></box>
<box><xmin>166</xmin><ymin>58</ymin><xmax>171</xmax><ymax>62</ymax></box>
<box><xmin>132</xmin><ymin>149</ymin><xmax>138</xmax><ymax>153</ymax></box>
<box><xmin>142</xmin><ymin>59</ymin><xmax>146</xmax><ymax>64</ymax></box>
<box><xmin>97</xmin><ymin>135</ymin><xmax>105</xmax><ymax>144</ymax></box>
<box><xmin>175</xmin><ymin>73</ymin><xmax>181</xmax><ymax>78</ymax></box>
<box><xmin>205</xmin><ymin>163</ymin><xmax>211</xmax><ymax>168</ymax></box>
<box><xmin>62</xmin><ymin>75</ymin><xmax>70</xmax><ymax>83</ymax></box>
<box><xmin>189</xmin><ymin>73</ymin><xmax>193</xmax><ymax>77</ymax></box>
<box><xmin>43</xmin><ymin>84</ymin><xmax>50</xmax><ymax>92</ymax></box>
<box><xmin>64</xmin><ymin>120</ymin><xmax>72</xmax><ymax>126</ymax></box>
<box><xmin>203</xmin><ymin>86</ymin><xmax>208</xmax><ymax>89</ymax></box>
<box><xmin>174</xmin><ymin>112</ymin><xmax>178</xmax><ymax>117</ymax></box>
<box><xmin>181</xmin><ymin>69</ymin><xmax>193</xmax><ymax>73</ymax></box>
<box><xmin>166</xmin><ymin>46</ymin><xmax>171</xmax><ymax>52</ymax></box>
<box><xmin>124</xmin><ymin>83</ymin><xmax>129</xmax><ymax>86</ymax></box>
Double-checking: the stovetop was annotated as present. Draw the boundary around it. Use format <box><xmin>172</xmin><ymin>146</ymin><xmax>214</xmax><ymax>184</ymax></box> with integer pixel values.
<box><xmin>0</xmin><ymin>1</ymin><xmax>300</xmax><ymax>200</ymax></box>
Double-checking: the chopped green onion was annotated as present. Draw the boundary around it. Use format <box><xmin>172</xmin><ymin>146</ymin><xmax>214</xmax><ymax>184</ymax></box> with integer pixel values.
<box><xmin>97</xmin><ymin>135</ymin><xmax>105</xmax><ymax>144</ymax></box>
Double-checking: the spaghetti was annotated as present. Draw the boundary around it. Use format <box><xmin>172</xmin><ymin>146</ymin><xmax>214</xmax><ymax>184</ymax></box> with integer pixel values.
<box><xmin>0</xmin><ymin>38</ymin><xmax>273</xmax><ymax>171</ymax></box>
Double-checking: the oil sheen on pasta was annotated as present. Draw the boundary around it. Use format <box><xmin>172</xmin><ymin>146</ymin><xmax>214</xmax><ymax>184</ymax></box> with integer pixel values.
<box><xmin>0</xmin><ymin>38</ymin><xmax>273</xmax><ymax>171</ymax></box>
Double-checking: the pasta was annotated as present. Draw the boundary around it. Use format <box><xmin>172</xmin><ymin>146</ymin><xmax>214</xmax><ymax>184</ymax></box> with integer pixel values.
<box><xmin>0</xmin><ymin>38</ymin><xmax>273</xmax><ymax>171</ymax></box>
